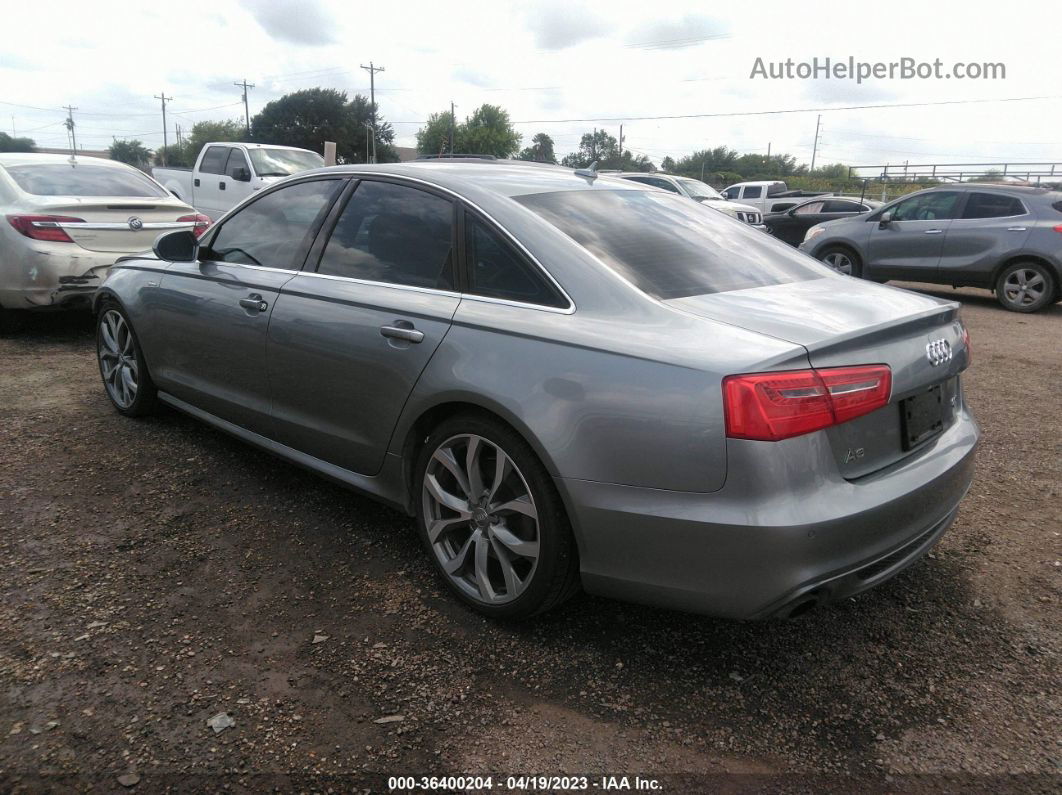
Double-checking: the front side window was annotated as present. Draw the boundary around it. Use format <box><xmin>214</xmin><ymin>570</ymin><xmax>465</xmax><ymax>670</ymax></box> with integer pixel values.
<box><xmin>206</xmin><ymin>179</ymin><xmax>340</xmax><ymax>269</ymax></box>
<box><xmin>4</xmin><ymin>163</ymin><xmax>167</xmax><ymax>198</ymax></box>
<box><xmin>199</xmin><ymin>146</ymin><xmax>228</xmax><ymax>175</ymax></box>
<box><xmin>516</xmin><ymin>189</ymin><xmax>823</xmax><ymax>300</ymax></box>
<box><xmin>742</xmin><ymin>186</ymin><xmax>762</xmax><ymax>199</ymax></box>
<box><xmin>317</xmin><ymin>180</ymin><xmax>454</xmax><ymax>290</ymax></box>
<box><xmin>723</xmin><ymin>187</ymin><xmax>739</xmax><ymax>200</ymax></box>
<box><xmin>794</xmin><ymin>201</ymin><xmax>826</xmax><ymax>215</ymax></box>
<box><xmin>961</xmin><ymin>192</ymin><xmax>1025</xmax><ymax>219</ymax></box>
<box><xmin>890</xmin><ymin>191</ymin><xmax>960</xmax><ymax>221</ymax></box>
<box><xmin>466</xmin><ymin>217</ymin><xmax>566</xmax><ymax>308</ymax></box>
<box><xmin>225</xmin><ymin>149</ymin><xmax>250</xmax><ymax>179</ymax></box>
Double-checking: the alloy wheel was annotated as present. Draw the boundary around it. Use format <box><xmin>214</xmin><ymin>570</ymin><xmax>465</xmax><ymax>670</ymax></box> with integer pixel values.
<box><xmin>823</xmin><ymin>252</ymin><xmax>853</xmax><ymax>275</ymax></box>
<box><xmin>422</xmin><ymin>434</ymin><xmax>540</xmax><ymax>605</ymax></box>
<box><xmin>1002</xmin><ymin>268</ymin><xmax>1047</xmax><ymax>308</ymax></box>
<box><xmin>98</xmin><ymin>309</ymin><xmax>139</xmax><ymax>409</ymax></box>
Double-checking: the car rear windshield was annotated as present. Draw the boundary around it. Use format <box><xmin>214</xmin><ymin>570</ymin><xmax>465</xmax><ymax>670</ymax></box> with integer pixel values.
<box><xmin>248</xmin><ymin>148</ymin><xmax>325</xmax><ymax>177</ymax></box>
<box><xmin>4</xmin><ymin>163</ymin><xmax>168</xmax><ymax>197</ymax></box>
<box><xmin>514</xmin><ymin>189</ymin><xmax>824</xmax><ymax>299</ymax></box>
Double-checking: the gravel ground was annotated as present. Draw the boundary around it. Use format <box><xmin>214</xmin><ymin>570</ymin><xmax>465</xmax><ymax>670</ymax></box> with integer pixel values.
<box><xmin>0</xmin><ymin>283</ymin><xmax>1058</xmax><ymax>792</ymax></box>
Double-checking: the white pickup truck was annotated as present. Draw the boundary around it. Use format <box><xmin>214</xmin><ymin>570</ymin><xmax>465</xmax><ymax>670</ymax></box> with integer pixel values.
<box><xmin>153</xmin><ymin>142</ymin><xmax>324</xmax><ymax>220</ymax></box>
<box><xmin>721</xmin><ymin>180</ymin><xmax>832</xmax><ymax>215</ymax></box>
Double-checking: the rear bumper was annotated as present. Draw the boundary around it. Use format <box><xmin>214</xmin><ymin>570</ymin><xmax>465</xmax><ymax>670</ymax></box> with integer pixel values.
<box><xmin>0</xmin><ymin>248</ymin><xmax>116</xmax><ymax>310</ymax></box>
<box><xmin>558</xmin><ymin>405</ymin><xmax>978</xmax><ymax>619</ymax></box>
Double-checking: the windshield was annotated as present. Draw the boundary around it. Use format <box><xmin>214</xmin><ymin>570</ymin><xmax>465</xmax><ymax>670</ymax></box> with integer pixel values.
<box><xmin>248</xmin><ymin>148</ymin><xmax>325</xmax><ymax>177</ymax></box>
<box><xmin>4</xmin><ymin>163</ymin><xmax>168</xmax><ymax>197</ymax></box>
<box><xmin>676</xmin><ymin>177</ymin><xmax>723</xmax><ymax>200</ymax></box>
<box><xmin>515</xmin><ymin>189</ymin><xmax>823</xmax><ymax>299</ymax></box>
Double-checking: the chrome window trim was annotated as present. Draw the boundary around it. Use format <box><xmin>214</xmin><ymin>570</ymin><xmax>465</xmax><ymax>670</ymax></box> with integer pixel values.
<box><xmin>312</xmin><ymin>170</ymin><xmax>576</xmax><ymax>312</ymax></box>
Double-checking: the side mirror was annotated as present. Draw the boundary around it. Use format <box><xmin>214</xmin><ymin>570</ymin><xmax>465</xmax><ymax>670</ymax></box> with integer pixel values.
<box><xmin>878</xmin><ymin>210</ymin><xmax>892</xmax><ymax>228</ymax></box>
<box><xmin>153</xmin><ymin>229</ymin><xmax>199</xmax><ymax>263</ymax></box>
<box><xmin>231</xmin><ymin>167</ymin><xmax>251</xmax><ymax>182</ymax></box>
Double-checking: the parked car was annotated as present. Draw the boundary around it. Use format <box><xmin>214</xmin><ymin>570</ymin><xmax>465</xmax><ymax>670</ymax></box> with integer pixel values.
<box><xmin>800</xmin><ymin>184</ymin><xmax>1062</xmax><ymax>312</ymax></box>
<box><xmin>765</xmin><ymin>196</ymin><xmax>882</xmax><ymax>246</ymax></box>
<box><xmin>153</xmin><ymin>142</ymin><xmax>324</xmax><ymax>220</ymax></box>
<box><xmin>616</xmin><ymin>173</ymin><xmax>764</xmax><ymax>227</ymax></box>
<box><xmin>722</xmin><ymin>180</ymin><xmax>831</xmax><ymax>214</ymax></box>
<box><xmin>94</xmin><ymin>161</ymin><xmax>977</xmax><ymax>620</ymax></box>
<box><xmin>0</xmin><ymin>153</ymin><xmax>207</xmax><ymax>331</ymax></box>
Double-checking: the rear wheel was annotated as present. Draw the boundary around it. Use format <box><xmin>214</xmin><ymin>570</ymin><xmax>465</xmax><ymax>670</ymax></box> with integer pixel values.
<box><xmin>414</xmin><ymin>414</ymin><xmax>580</xmax><ymax>619</ymax></box>
<box><xmin>96</xmin><ymin>301</ymin><xmax>158</xmax><ymax>416</ymax></box>
<box><xmin>818</xmin><ymin>246</ymin><xmax>863</xmax><ymax>278</ymax></box>
<box><xmin>995</xmin><ymin>261</ymin><xmax>1055</xmax><ymax>313</ymax></box>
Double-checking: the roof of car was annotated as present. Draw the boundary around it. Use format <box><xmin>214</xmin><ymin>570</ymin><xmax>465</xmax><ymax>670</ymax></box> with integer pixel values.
<box><xmin>0</xmin><ymin>152</ymin><xmax>135</xmax><ymax>168</ymax></box>
<box><xmin>297</xmin><ymin>160</ymin><xmax>651</xmax><ymax>200</ymax></box>
<box><xmin>931</xmin><ymin>182</ymin><xmax>1054</xmax><ymax>195</ymax></box>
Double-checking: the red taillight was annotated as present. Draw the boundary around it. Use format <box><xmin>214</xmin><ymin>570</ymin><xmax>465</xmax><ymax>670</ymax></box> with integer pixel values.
<box><xmin>723</xmin><ymin>365</ymin><xmax>892</xmax><ymax>441</ymax></box>
<box><xmin>1053</xmin><ymin>224</ymin><xmax>1062</xmax><ymax>234</ymax></box>
<box><xmin>6</xmin><ymin>214</ymin><xmax>84</xmax><ymax>243</ymax></box>
<box><xmin>177</xmin><ymin>213</ymin><xmax>212</xmax><ymax>238</ymax></box>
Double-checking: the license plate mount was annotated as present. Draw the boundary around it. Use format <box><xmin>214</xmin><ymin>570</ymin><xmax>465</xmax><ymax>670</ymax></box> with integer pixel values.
<box><xmin>900</xmin><ymin>384</ymin><xmax>945</xmax><ymax>450</ymax></box>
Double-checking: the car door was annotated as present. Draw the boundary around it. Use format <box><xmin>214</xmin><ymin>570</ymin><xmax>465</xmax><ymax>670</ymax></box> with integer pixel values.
<box><xmin>223</xmin><ymin>147</ymin><xmax>256</xmax><ymax>210</ymax></box>
<box><xmin>193</xmin><ymin>145</ymin><xmax>230</xmax><ymax>219</ymax></box>
<box><xmin>267</xmin><ymin>178</ymin><xmax>461</xmax><ymax>475</ymax></box>
<box><xmin>772</xmin><ymin>200</ymin><xmax>827</xmax><ymax>245</ymax></box>
<box><xmin>151</xmin><ymin>177</ymin><xmax>344</xmax><ymax>436</ymax></box>
<box><xmin>937</xmin><ymin>191</ymin><xmax>1032</xmax><ymax>287</ymax></box>
<box><xmin>865</xmin><ymin>190</ymin><xmax>961</xmax><ymax>280</ymax></box>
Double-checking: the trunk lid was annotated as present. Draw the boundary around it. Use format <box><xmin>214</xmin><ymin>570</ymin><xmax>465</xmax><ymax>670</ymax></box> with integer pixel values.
<box><xmin>28</xmin><ymin>197</ymin><xmax>194</xmax><ymax>253</ymax></box>
<box><xmin>670</xmin><ymin>276</ymin><xmax>970</xmax><ymax>477</ymax></box>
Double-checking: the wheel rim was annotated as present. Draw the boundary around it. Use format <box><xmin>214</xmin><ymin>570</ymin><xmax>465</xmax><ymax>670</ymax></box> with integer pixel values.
<box><xmin>1002</xmin><ymin>268</ymin><xmax>1046</xmax><ymax>307</ymax></box>
<box><xmin>422</xmin><ymin>434</ymin><xmax>540</xmax><ymax>605</ymax></box>
<box><xmin>823</xmin><ymin>252</ymin><xmax>853</xmax><ymax>275</ymax></box>
<box><xmin>98</xmin><ymin>310</ymin><xmax>138</xmax><ymax>409</ymax></box>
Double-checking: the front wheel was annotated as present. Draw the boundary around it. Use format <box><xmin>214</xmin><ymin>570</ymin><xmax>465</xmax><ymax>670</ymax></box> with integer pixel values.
<box><xmin>995</xmin><ymin>261</ymin><xmax>1056</xmax><ymax>313</ymax></box>
<box><xmin>96</xmin><ymin>301</ymin><xmax>158</xmax><ymax>416</ymax></box>
<box><xmin>414</xmin><ymin>415</ymin><xmax>580</xmax><ymax>619</ymax></box>
<box><xmin>818</xmin><ymin>246</ymin><xmax>863</xmax><ymax>278</ymax></box>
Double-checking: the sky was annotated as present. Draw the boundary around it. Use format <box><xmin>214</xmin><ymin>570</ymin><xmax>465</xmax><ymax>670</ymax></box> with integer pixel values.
<box><xmin>2</xmin><ymin>0</ymin><xmax>1060</xmax><ymax>174</ymax></box>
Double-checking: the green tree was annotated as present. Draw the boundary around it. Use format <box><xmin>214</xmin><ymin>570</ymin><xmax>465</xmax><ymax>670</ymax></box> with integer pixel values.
<box><xmin>458</xmin><ymin>104</ymin><xmax>521</xmax><ymax>158</ymax></box>
<box><xmin>517</xmin><ymin>132</ymin><xmax>556</xmax><ymax>163</ymax></box>
<box><xmin>153</xmin><ymin>143</ymin><xmax>193</xmax><ymax>168</ymax></box>
<box><xmin>250</xmin><ymin>88</ymin><xmax>396</xmax><ymax>164</ymax></box>
<box><xmin>0</xmin><ymin>131</ymin><xmax>35</xmax><ymax>152</ymax></box>
<box><xmin>185</xmin><ymin>119</ymin><xmax>243</xmax><ymax>162</ymax></box>
<box><xmin>660</xmin><ymin>156</ymin><xmax>676</xmax><ymax>173</ymax></box>
<box><xmin>108</xmin><ymin>139</ymin><xmax>151</xmax><ymax>168</ymax></box>
<box><xmin>416</xmin><ymin>111</ymin><xmax>457</xmax><ymax>156</ymax></box>
<box><xmin>559</xmin><ymin>130</ymin><xmax>653</xmax><ymax>171</ymax></box>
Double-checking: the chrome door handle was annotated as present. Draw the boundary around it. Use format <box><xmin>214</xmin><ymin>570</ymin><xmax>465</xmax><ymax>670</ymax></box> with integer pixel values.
<box><xmin>924</xmin><ymin>229</ymin><xmax>943</xmax><ymax>234</ymax></box>
<box><xmin>239</xmin><ymin>294</ymin><xmax>268</xmax><ymax>312</ymax></box>
<box><xmin>380</xmin><ymin>324</ymin><xmax>424</xmax><ymax>343</ymax></box>
<box><xmin>1007</xmin><ymin>226</ymin><xmax>1027</xmax><ymax>232</ymax></box>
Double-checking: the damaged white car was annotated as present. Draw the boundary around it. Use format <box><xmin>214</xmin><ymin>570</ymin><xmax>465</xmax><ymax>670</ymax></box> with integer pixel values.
<box><xmin>0</xmin><ymin>153</ymin><xmax>208</xmax><ymax>330</ymax></box>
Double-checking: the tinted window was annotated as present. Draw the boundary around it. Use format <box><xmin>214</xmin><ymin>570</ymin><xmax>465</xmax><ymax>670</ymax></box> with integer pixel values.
<box><xmin>206</xmin><ymin>179</ymin><xmax>339</xmax><ymax>269</ymax></box>
<box><xmin>742</xmin><ymin>186</ymin><xmax>762</xmax><ymax>199</ymax></box>
<box><xmin>820</xmin><ymin>200</ymin><xmax>856</xmax><ymax>213</ymax></box>
<box><xmin>961</xmin><ymin>192</ymin><xmax>1025</xmax><ymax>219</ymax></box>
<box><xmin>723</xmin><ymin>187</ymin><xmax>739</xmax><ymax>199</ymax></box>
<box><xmin>4</xmin><ymin>163</ymin><xmax>167</xmax><ymax>198</ymax></box>
<box><xmin>794</xmin><ymin>201</ymin><xmax>825</xmax><ymax>215</ymax></box>
<box><xmin>516</xmin><ymin>189</ymin><xmax>823</xmax><ymax>300</ymax></box>
<box><xmin>225</xmin><ymin>149</ymin><xmax>250</xmax><ymax>179</ymax></box>
<box><xmin>467</xmin><ymin>217</ymin><xmax>566</xmax><ymax>308</ymax></box>
<box><xmin>766</xmin><ymin>183</ymin><xmax>786</xmax><ymax>197</ymax></box>
<box><xmin>891</xmin><ymin>191</ymin><xmax>960</xmax><ymax>221</ymax></box>
<box><xmin>199</xmin><ymin>146</ymin><xmax>228</xmax><ymax>175</ymax></box>
<box><xmin>317</xmin><ymin>180</ymin><xmax>454</xmax><ymax>290</ymax></box>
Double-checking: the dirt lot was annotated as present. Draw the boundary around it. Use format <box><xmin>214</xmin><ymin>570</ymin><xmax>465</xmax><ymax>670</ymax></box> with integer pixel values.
<box><xmin>0</xmin><ymin>283</ymin><xmax>1058</xmax><ymax>792</ymax></box>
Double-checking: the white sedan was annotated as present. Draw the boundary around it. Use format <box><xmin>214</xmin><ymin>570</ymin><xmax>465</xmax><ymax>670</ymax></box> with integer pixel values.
<box><xmin>0</xmin><ymin>153</ymin><xmax>209</xmax><ymax>330</ymax></box>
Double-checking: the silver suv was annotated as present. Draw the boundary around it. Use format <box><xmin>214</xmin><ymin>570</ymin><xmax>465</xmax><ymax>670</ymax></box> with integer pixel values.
<box><xmin>615</xmin><ymin>172</ymin><xmax>764</xmax><ymax>227</ymax></box>
<box><xmin>800</xmin><ymin>183</ymin><xmax>1062</xmax><ymax>312</ymax></box>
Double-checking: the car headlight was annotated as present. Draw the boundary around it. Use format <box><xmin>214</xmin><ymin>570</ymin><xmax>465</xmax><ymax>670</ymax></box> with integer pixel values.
<box><xmin>803</xmin><ymin>226</ymin><xmax>826</xmax><ymax>244</ymax></box>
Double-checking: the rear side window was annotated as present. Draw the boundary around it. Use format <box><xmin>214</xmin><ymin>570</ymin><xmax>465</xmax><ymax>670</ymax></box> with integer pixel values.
<box><xmin>4</xmin><ymin>163</ymin><xmax>167</xmax><ymax>198</ymax></box>
<box><xmin>822</xmin><ymin>200</ymin><xmax>862</xmax><ymax>213</ymax></box>
<box><xmin>961</xmin><ymin>192</ymin><xmax>1025</xmax><ymax>219</ymax></box>
<box><xmin>515</xmin><ymin>189</ymin><xmax>823</xmax><ymax>299</ymax></box>
<box><xmin>206</xmin><ymin>179</ymin><xmax>340</xmax><ymax>269</ymax></box>
<box><xmin>466</xmin><ymin>216</ymin><xmax>567</xmax><ymax>308</ymax></box>
<box><xmin>317</xmin><ymin>180</ymin><xmax>454</xmax><ymax>290</ymax></box>
<box><xmin>891</xmin><ymin>191</ymin><xmax>961</xmax><ymax>221</ymax></box>
<box><xmin>742</xmin><ymin>186</ymin><xmax>762</xmax><ymax>199</ymax></box>
<box><xmin>199</xmin><ymin>146</ymin><xmax>228</xmax><ymax>175</ymax></box>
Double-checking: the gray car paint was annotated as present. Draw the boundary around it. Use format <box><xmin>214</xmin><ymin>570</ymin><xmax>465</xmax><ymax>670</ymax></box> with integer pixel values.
<box><xmin>97</xmin><ymin>161</ymin><xmax>979</xmax><ymax>618</ymax></box>
<box><xmin>800</xmin><ymin>184</ymin><xmax>1062</xmax><ymax>291</ymax></box>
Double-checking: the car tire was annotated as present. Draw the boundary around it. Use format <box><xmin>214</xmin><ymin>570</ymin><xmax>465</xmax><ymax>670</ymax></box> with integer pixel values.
<box><xmin>96</xmin><ymin>300</ymin><xmax>158</xmax><ymax>417</ymax></box>
<box><xmin>414</xmin><ymin>413</ymin><xmax>580</xmax><ymax>619</ymax></box>
<box><xmin>818</xmin><ymin>246</ymin><xmax>863</xmax><ymax>278</ymax></box>
<box><xmin>995</xmin><ymin>261</ymin><xmax>1056</xmax><ymax>313</ymax></box>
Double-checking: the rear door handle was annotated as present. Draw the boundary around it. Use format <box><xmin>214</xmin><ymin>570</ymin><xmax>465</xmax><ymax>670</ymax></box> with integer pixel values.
<box><xmin>924</xmin><ymin>229</ymin><xmax>943</xmax><ymax>234</ymax></box>
<box><xmin>1007</xmin><ymin>226</ymin><xmax>1027</xmax><ymax>232</ymax></box>
<box><xmin>380</xmin><ymin>323</ymin><xmax>424</xmax><ymax>343</ymax></box>
<box><xmin>239</xmin><ymin>294</ymin><xmax>268</xmax><ymax>313</ymax></box>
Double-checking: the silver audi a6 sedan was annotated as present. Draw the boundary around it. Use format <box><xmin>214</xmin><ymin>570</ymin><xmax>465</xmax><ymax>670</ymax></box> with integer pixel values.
<box><xmin>94</xmin><ymin>160</ymin><xmax>978</xmax><ymax>620</ymax></box>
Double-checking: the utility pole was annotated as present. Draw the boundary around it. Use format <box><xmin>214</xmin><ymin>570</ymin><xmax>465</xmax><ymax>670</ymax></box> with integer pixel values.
<box><xmin>810</xmin><ymin>114</ymin><xmax>822</xmax><ymax>173</ymax></box>
<box><xmin>233</xmin><ymin>78</ymin><xmax>255</xmax><ymax>135</ymax></box>
<box><xmin>449</xmin><ymin>100</ymin><xmax>456</xmax><ymax>156</ymax></box>
<box><xmin>10</xmin><ymin>115</ymin><xmax>14</xmax><ymax>137</ymax></box>
<box><xmin>766</xmin><ymin>141</ymin><xmax>771</xmax><ymax>158</ymax></box>
<box><xmin>154</xmin><ymin>92</ymin><xmax>173</xmax><ymax>166</ymax></box>
<box><xmin>618</xmin><ymin>124</ymin><xmax>624</xmax><ymax>159</ymax></box>
<box><xmin>62</xmin><ymin>105</ymin><xmax>78</xmax><ymax>158</ymax></box>
<box><xmin>359</xmin><ymin>61</ymin><xmax>385</xmax><ymax>162</ymax></box>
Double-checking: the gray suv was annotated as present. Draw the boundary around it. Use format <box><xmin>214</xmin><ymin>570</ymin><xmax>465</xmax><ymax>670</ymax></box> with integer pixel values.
<box><xmin>799</xmin><ymin>184</ymin><xmax>1062</xmax><ymax>312</ymax></box>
